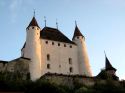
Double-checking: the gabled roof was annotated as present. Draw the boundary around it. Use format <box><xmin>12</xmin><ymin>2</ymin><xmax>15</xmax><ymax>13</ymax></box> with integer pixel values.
<box><xmin>72</xmin><ymin>25</ymin><xmax>84</xmax><ymax>39</ymax></box>
<box><xmin>27</xmin><ymin>16</ymin><xmax>40</xmax><ymax>28</ymax></box>
<box><xmin>105</xmin><ymin>56</ymin><xmax>116</xmax><ymax>71</ymax></box>
<box><xmin>40</xmin><ymin>27</ymin><xmax>75</xmax><ymax>44</ymax></box>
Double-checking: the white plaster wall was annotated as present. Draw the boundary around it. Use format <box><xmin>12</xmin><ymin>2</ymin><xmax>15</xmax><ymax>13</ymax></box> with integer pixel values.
<box><xmin>23</xmin><ymin>26</ymin><xmax>42</xmax><ymax>81</ymax></box>
<box><xmin>73</xmin><ymin>36</ymin><xmax>92</xmax><ymax>76</ymax></box>
<box><xmin>41</xmin><ymin>39</ymin><xmax>79</xmax><ymax>75</ymax></box>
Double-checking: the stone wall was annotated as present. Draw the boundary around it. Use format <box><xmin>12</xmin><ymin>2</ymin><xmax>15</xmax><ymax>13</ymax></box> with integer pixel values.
<box><xmin>41</xmin><ymin>73</ymin><xmax>95</xmax><ymax>88</ymax></box>
<box><xmin>0</xmin><ymin>57</ymin><xmax>30</xmax><ymax>80</ymax></box>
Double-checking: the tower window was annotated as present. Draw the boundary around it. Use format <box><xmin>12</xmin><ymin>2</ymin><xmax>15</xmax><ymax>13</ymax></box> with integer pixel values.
<box><xmin>58</xmin><ymin>43</ymin><xmax>60</xmax><ymax>46</ymax></box>
<box><xmin>47</xmin><ymin>54</ymin><xmax>50</xmax><ymax>61</ymax></box>
<box><xmin>47</xmin><ymin>64</ymin><xmax>50</xmax><ymax>69</ymax></box>
<box><xmin>69</xmin><ymin>67</ymin><xmax>73</xmax><ymax>73</ymax></box>
<box><xmin>64</xmin><ymin>44</ymin><xmax>66</xmax><ymax>47</ymax></box>
<box><xmin>69</xmin><ymin>58</ymin><xmax>72</xmax><ymax>64</ymax></box>
<box><xmin>32</xmin><ymin>27</ymin><xmax>34</xmax><ymax>29</ymax></box>
<box><xmin>77</xmin><ymin>37</ymin><xmax>79</xmax><ymax>39</ymax></box>
<box><xmin>45</xmin><ymin>41</ymin><xmax>48</xmax><ymax>44</ymax></box>
<box><xmin>52</xmin><ymin>42</ymin><xmax>54</xmax><ymax>45</ymax></box>
<box><xmin>59</xmin><ymin>65</ymin><xmax>61</xmax><ymax>68</ymax></box>
<box><xmin>70</xmin><ymin>45</ymin><xmax>72</xmax><ymax>48</ymax></box>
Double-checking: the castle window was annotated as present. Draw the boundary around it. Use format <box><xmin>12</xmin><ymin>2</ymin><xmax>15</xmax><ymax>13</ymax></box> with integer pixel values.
<box><xmin>69</xmin><ymin>67</ymin><xmax>73</xmax><ymax>73</ymax></box>
<box><xmin>69</xmin><ymin>58</ymin><xmax>72</xmax><ymax>64</ymax></box>
<box><xmin>64</xmin><ymin>44</ymin><xmax>66</xmax><ymax>47</ymax></box>
<box><xmin>32</xmin><ymin>27</ymin><xmax>34</xmax><ymax>29</ymax></box>
<box><xmin>70</xmin><ymin>45</ymin><xmax>72</xmax><ymax>48</ymax></box>
<box><xmin>47</xmin><ymin>54</ymin><xmax>50</xmax><ymax>61</ymax></box>
<box><xmin>58</xmin><ymin>43</ymin><xmax>60</xmax><ymax>46</ymax></box>
<box><xmin>52</xmin><ymin>42</ymin><xmax>54</xmax><ymax>45</ymax></box>
<box><xmin>47</xmin><ymin>64</ymin><xmax>50</xmax><ymax>69</ymax></box>
<box><xmin>77</xmin><ymin>37</ymin><xmax>79</xmax><ymax>39</ymax></box>
<box><xmin>59</xmin><ymin>65</ymin><xmax>61</xmax><ymax>68</ymax></box>
<box><xmin>46</xmin><ymin>41</ymin><xmax>48</xmax><ymax>44</ymax></box>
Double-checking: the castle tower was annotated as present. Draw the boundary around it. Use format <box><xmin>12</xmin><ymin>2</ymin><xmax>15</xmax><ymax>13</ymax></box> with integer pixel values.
<box><xmin>24</xmin><ymin>16</ymin><xmax>42</xmax><ymax>80</ymax></box>
<box><xmin>72</xmin><ymin>25</ymin><xmax>92</xmax><ymax>76</ymax></box>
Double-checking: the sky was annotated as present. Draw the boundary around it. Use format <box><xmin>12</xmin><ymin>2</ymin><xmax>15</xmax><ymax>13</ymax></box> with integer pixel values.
<box><xmin>0</xmin><ymin>0</ymin><xmax>125</xmax><ymax>79</ymax></box>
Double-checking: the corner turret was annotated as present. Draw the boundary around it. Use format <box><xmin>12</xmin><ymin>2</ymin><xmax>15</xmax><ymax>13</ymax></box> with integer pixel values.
<box><xmin>22</xmin><ymin>16</ymin><xmax>42</xmax><ymax>81</ymax></box>
<box><xmin>72</xmin><ymin>25</ymin><xmax>84</xmax><ymax>40</ymax></box>
<box><xmin>72</xmin><ymin>25</ymin><xmax>92</xmax><ymax>76</ymax></box>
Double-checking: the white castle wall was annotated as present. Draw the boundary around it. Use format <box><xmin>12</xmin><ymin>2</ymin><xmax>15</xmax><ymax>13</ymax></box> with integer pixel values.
<box><xmin>73</xmin><ymin>36</ymin><xmax>92</xmax><ymax>76</ymax></box>
<box><xmin>40</xmin><ymin>39</ymin><xmax>79</xmax><ymax>75</ymax></box>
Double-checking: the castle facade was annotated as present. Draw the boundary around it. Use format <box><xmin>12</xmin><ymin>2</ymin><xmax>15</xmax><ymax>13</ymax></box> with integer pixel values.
<box><xmin>21</xmin><ymin>16</ymin><xmax>92</xmax><ymax>80</ymax></box>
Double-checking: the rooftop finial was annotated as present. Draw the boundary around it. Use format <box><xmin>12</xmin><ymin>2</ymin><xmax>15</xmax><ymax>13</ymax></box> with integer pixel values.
<box><xmin>56</xmin><ymin>19</ymin><xmax>58</xmax><ymax>29</ymax></box>
<box><xmin>75</xmin><ymin>20</ymin><xmax>77</xmax><ymax>26</ymax></box>
<box><xmin>33</xmin><ymin>9</ymin><xmax>35</xmax><ymax>17</ymax></box>
<box><xmin>104</xmin><ymin>50</ymin><xmax>106</xmax><ymax>57</ymax></box>
<box><xmin>44</xmin><ymin>16</ymin><xmax>47</xmax><ymax>27</ymax></box>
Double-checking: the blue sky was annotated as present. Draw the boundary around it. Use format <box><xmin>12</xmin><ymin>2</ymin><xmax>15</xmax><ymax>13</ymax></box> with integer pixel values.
<box><xmin>0</xmin><ymin>0</ymin><xmax>125</xmax><ymax>79</ymax></box>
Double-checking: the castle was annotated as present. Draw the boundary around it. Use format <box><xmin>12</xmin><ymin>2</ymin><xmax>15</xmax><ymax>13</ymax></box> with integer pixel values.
<box><xmin>21</xmin><ymin>16</ymin><xmax>92</xmax><ymax>80</ymax></box>
<box><xmin>0</xmin><ymin>16</ymin><xmax>118</xmax><ymax>82</ymax></box>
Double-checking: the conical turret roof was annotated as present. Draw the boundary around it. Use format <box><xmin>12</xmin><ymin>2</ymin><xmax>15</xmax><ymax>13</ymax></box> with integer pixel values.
<box><xmin>72</xmin><ymin>25</ymin><xmax>84</xmax><ymax>39</ymax></box>
<box><xmin>27</xmin><ymin>16</ymin><xmax>40</xmax><ymax>28</ymax></box>
<box><xmin>105</xmin><ymin>55</ymin><xmax>116</xmax><ymax>71</ymax></box>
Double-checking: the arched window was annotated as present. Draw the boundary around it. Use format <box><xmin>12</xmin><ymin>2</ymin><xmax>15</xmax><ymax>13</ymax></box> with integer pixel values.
<box><xmin>69</xmin><ymin>67</ymin><xmax>73</xmax><ymax>73</ymax></box>
<box><xmin>47</xmin><ymin>54</ymin><xmax>50</xmax><ymax>61</ymax></box>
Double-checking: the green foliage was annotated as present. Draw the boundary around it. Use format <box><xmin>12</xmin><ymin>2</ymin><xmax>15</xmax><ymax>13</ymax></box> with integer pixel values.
<box><xmin>0</xmin><ymin>72</ymin><xmax>125</xmax><ymax>93</ymax></box>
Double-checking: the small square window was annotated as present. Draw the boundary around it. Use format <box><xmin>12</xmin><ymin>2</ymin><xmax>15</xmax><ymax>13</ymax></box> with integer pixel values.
<box><xmin>69</xmin><ymin>67</ymin><xmax>73</xmax><ymax>73</ymax></box>
<box><xmin>47</xmin><ymin>64</ymin><xmax>50</xmax><ymax>69</ymax></box>
<box><xmin>77</xmin><ymin>37</ymin><xmax>79</xmax><ymax>39</ymax></box>
<box><xmin>58</xmin><ymin>43</ymin><xmax>60</xmax><ymax>46</ymax></box>
<box><xmin>59</xmin><ymin>65</ymin><xmax>61</xmax><ymax>68</ymax></box>
<box><xmin>64</xmin><ymin>44</ymin><xmax>66</xmax><ymax>47</ymax></box>
<box><xmin>46</xmin><ymin>41</ymin><xmax>48</xmax><ymax>44</ymax></box>
<box><xmin>70</xmin><ymin>45</ymin><xmax>72</xmax><ymax>48</ymax></box>
<box><xmin>52</xmin><ymin>42</ymin><xmax>54</xmax><ymax>45</ymax></box>
<box><xmin>47</xmin><ymin>54</ymin><xmax>50</xmax><ymax>61</ymax></box>
<box><xmin>69</xmin><ymin>58</ymin><xmax>72</xmax><ymax>64</ymax></box>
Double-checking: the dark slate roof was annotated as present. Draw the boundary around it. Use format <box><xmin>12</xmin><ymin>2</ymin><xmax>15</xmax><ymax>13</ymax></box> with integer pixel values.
<box><xmin>105</xmin><ymin>56</ymin><xmax>116</xmax><ymax>71</ymax></box>
<box><xmin>27</xmin><ymin>17</ymin><xmax>40</xmax><ymax>28</ymax></box>
<box><xmin>0</xmin><ymin>60</ymin><xmax>8</xmax><ymax>63</ymax></box>
<box><xmin>72</xmin><ymin>25</ymin><xmax>84</xmax><ymax>39</ymax></box>
<box><xmin>40</xmin><ymin>27</ymin><xmax>75</xmax><ymax>44</ymax></box>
